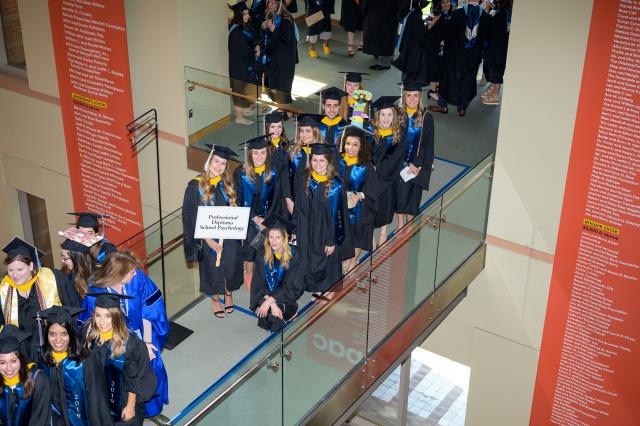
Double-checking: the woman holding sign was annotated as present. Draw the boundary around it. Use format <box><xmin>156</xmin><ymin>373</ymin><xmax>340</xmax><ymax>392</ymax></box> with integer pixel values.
<box><xmin>182</xmin><ymin>145</ymin><xmax>244</xmax><ymax>318</ymax></box>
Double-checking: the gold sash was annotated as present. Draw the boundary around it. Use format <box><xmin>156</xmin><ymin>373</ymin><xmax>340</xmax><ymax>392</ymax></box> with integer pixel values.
<box><xmin>1</xmin><ymin>267</ymin><xmax>61</xmax><ymax>326</ymax></box>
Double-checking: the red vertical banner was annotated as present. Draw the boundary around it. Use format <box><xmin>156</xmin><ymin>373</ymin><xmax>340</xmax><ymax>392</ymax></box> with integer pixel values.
<box><xmin>48</xmin><ymin>0</ymin><xmax>145</xmax><ymax>249</ymax></box>
<box><xmin>530</xmin><ymin>0</ymin><xmax>640</xmax><ymax>425</ymax></box>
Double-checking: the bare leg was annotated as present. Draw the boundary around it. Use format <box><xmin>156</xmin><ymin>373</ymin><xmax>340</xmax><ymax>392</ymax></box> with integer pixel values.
<box><xmin>378</xmin><ymin>225</ymin><xmax>388</xmax><ymax>246</ymax></box>
<box><xmin>397</xmin><ymin>214</ymin><xmax>407</xmax><ymax>229</ymax></box>
<box><xmin>347</xmin><ymin>31</ymin><xmax>355</xmax><ymax>56</ymax></box>
<box><xmin>244</xmin><ymin>261</ymin><xmax>254</xmax><ymax>288</ymax></box>
<box><xmin>211</xmin><ymin>294</ymin><xmax>224</xmax><ymax>318</ymax></box>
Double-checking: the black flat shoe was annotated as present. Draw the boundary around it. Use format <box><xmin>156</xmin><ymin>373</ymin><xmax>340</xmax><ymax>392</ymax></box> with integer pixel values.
<box><xmin>369</xmin><ymin>64</ymin><xmax>391</xmax><ymax>71</ymax></box>
<box><xmin>458</xmin><ymin>108</ymin><xmax>466</xmax><ymax>117</ymax></box>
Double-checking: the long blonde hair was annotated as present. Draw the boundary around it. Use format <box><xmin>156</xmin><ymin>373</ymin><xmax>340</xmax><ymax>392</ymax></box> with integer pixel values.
<box><xmin>86</xmin><ymin>306</ymin><xmax>129</xmax><ymax>358</ymax></box>
<box><xmin>199</xmin><ymin>157</ymin><xmax>238</xmax><ymax>207</ymax></box>
<box><xmin>92</xmin><ymin>251</ymin><xmax>138</xmax><ymax>288</ymax></box>
<box><xmin>291</xmin><ymin>126</ymin><xmax>323</xmax><ymax>157</ymax></box>
<box><xmin>263</xmin><ymin>228</ymin><xmax>293</xmax><ymax>269</ymax></box>
<box><xmin>401</xmin><ymin>92</ymin><xmax>426</xmax><ymax>128</ymax></box>
<box><xmin>305</xmin><ymin>153</ymin><xmax>338</xmax><ymax>198</ymax></box>
<box><xmin>372</xmin><ymin>107</ymin><xmax>402</xmax><ymax>146</ymax></box>
<box><xmin>245</xmin><ymin>149</ymin><xmax>272</xmax><ymax>184</ymax></box>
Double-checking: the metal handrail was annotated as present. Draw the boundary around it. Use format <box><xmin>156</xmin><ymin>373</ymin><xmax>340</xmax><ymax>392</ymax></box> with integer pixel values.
<box><xmin>179</xmin><ymin>157</ymin><xmax>494</xmax><ymax>425</ymax></box>
<box><xmin>185</xmin><ymin>80</ymin><xmax>304</xmax><ymax>115</ymax></box>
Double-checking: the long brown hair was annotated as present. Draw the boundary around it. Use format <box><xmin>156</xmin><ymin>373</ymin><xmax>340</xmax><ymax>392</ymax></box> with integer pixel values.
<box><xmin>61</xmin><ymin>250</ymin><xmax>93</xmax><ymax>297</ymax></box>
<box><xmin>92</xmin><ymin>251</ymin><xmax>139</xmax><ymax>288</ymax></box>
<box><xmin>263</xmin><ymin>228</ymin><xmax>293</xmax><ymax>269</ymax></box>
<box><xmin>291</xmin><ymin>126</ymin><xmax>323</xmax><ymax>157</ymax></box>
<box><xmin>372</xmin><ymin>107</ymin><xmax>402</xmax><ymax>146</ymax></box>
<box><xmin>401</xmin><ymin>92</ymin><xmax>426</xmax><ymax>127</ymax></box>
<box><xmin>86</xmin><ymin>306</ymin><xmax>129</xmax><ymax>358</ymax></box>
<box><xmin>244</xmin><ymin>149</ymin><xmax>272</xmax><ymax>184</ymax></box>
<box><xmin>265</xmin><ymin>121</ymin><xmax>290</xmax><ymax>151</ymax></box>
<box><xmin>199</xmin><ymin>156</ymin><xmax>238</xmax><ymax>207</ymax></box>
<box><xmin>341</xmin><ymin>127</ymin><xmax>372</xmax><ymax>164</ymax></box>
<box><xmin>0</xmin><ymin>352</ymin><xmax>35</xmax><ymax>398</ymax></box>
<box><xmin>305</xmin><ymin>153</ymin><xmax>338</xmax><ymax>198</ymax></box>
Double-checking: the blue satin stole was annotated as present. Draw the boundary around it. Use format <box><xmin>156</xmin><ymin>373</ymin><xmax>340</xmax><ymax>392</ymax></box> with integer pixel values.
<box><xmin>264</xmin><ymin>246</ymin><xmax>296</xmax><ymax>292</ymax></box>
<box><xmin>0</xmin><ymin>381</ymin><xmax>33</xmax><ymax>426</ymax></box>
<box><xmin>338</xmin><ymin>159</ymin><xmax>367</xmax><ymax>224</ymax></box>
<box><xmin>403</xmin><ymin>113</ymin><xmax>422</xmax><ymax>166</ymax></box>
<box><xmin>198</xmin><ymin>181</ymin><xmax>231</xmax><ymax>249</ymax></box>
<box><xmin>103</xmin><ymin>345</ymin><xmax>126</xmax><ymax>422</ymax></box>
<box><xmin>240</xmin><ymin>167</ymin><xmax>277</xmax><ymax>219</ymax></box>
<box><xmin>309</xmin><ymin>176</ymin><xmax>345</xmax><ymax>245</ymax></box>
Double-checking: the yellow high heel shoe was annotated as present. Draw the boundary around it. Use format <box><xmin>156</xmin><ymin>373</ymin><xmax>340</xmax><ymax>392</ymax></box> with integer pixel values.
<box><xmin>322</xmin><ymin>42</ymin><xmax>331</xmax><ymax>55</ymax></box>
<box><xmin>309</xmin><ymin>47</ymin><xmax>318</xmax><ymax>59</ymax></box>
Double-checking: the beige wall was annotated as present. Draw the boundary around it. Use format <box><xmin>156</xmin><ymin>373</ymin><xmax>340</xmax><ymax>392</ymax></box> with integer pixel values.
<box><xmin>0</xmin><ymin>0</ymin><xmax>233</xmax><ymax>261</ymax></box>
<box><xmin>422</xmin><ymin>0</ymin><xmax>595</xmax><ymax>424</ymax></box>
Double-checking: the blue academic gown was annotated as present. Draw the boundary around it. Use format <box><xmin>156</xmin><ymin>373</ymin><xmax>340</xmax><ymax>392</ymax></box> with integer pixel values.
<box><xmin>78</xmin><ymin>269</ymin><xmax>169</xmax><ymax>417</ymax></box>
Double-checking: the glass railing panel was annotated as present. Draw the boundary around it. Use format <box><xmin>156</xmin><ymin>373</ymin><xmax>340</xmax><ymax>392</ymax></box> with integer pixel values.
<box><xmin>435</xmin><ymin>154</ymin><xmax>494</xmax><ymax>287</ymax></box>
<box><xmin>367</xmin><ymin>199</ymin><xmax>442</xmax><ymax>354</ymax></box>
<box><xmin>185</xmin><ymin>66</ymin><xmax>322</xmax><ymax>153</ymax></box>
<box><xmin>117</xmin><ymin>208</ymin><xmax>199</xmax><ymax>318</ymax></box>
<box><xmin>172</xmin><ymin>333</ymin><xmax>283</xmax><ymax>425</ymax></box>
<box><xmin>281</xmin><ymin>261</ymin><xmax>371</xmax><ymax>424</ymax></box>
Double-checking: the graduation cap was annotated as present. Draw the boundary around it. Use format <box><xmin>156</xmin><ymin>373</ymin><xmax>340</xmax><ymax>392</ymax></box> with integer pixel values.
<box><xmin>263</xmin><ymin>214</ymin><xmax>296</xmax><ymax>234</ymax></box>
<box><xmin>0</xmin><ymin>324</ymin><xmax>31</xmax><ymax>354</ymax></box>
<box><xmin>308</xmin><ymin>143</ymin><xmax>338</xmax><ymax>156</ymax></box>
<box><xmin>228</xmin><ymin>1</ymin><xmax>249</xmax><ymax>13</ymax></box>
<box><xmin>264</xmin><ymin>111</ymin><xmax>286</xmax><ymax>124</ymax></box>
<box><xmin>339</xmin><ymin>71</ymin><xmax>370</xmax><ymax>83</ymax></box>
<box><xmin>68</xmin><ymin>212</ymin><xmax>110</xmax><ymax>231</ymax></box>
<box><xmin>318</xmin><ymin>87</ymin><xmax>348</xmax><ymax>103</ymax></box>
<box><xmin>239</xmin><ymin>135</ymin><xmax>270</xmax><ymax>151</ymax></box>
<box><xmin>296</xmin><ymin>113</ymin><xmax>323</xmax><ymax>128</ymax></box>
<box><xmin>2</xmin><ymin>237</ymin><xmax>44</xmax><ymax>267</ymax></box>
<box><xmin>400</xmin><ymin>81</ymin><xmax>426</xmax><ymax>92</ymax></box>
<box><xmin>61</xmin><ymin>238</ymin><xmax>96</xmax><ymax>255</ymax></box>
<box><xmin>371</xmin><ymin>96</ymin><xmax>400</xmax><ymax>111</ymax></box>
<box><xmin>36</xmin><ymin>306</ymin><xmax>84</xmax><ymax>325</ymax></box>
<box><xmin>203</xmin><ymin>144</ymin><xmax>239</xmax><ymax>171</ymax></box>
<box><xmin>86</xmin><ymin>292</ymin><xmax>134</xmax><ymax>309</ymax></box>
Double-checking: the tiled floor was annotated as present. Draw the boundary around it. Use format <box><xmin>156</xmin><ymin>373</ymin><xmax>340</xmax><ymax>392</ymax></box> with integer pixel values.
<box><xmin>354</xmin><ymin>348</ymin><xmax>470</xmax><ymax>426</ymax></box>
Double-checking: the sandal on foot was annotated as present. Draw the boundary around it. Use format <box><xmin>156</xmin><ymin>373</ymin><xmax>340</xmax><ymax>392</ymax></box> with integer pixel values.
<box><xmin>347</xmin><ymin>44</ymin><xmax>355</xmax><ymax>57</ymax></box>
<box><xmin>308</xmin><ymin>48</ymin><xmax>318</xmax><ymax>59</ymax></box>
<box><xmin>224</xmin><ymin>292</ymin><xmax>234</xmax><ymax>314</ymax></box>
<box><xmin>211</xmin><ymin>298</ymin><xmax>225</xmax><ymax>318</ymax></box>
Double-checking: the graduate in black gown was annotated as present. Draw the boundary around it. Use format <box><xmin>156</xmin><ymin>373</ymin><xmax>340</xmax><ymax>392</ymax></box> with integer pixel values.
<box><xmin>426</xmin><ymin>0</ymin><xmax>453</xmax><ymax>100</ymax></box>
<box><xmin>288</xmin><ymin>113</ymin><xmax>325</xmax><ymax>207</ymax></box>
<box><xmin>429</xmin><ymin>0</ymin><xmax>490</xmax><ymax>116</ymax></box>
<box><xmin>60</xmin><ymin>237</ymin><xmax>99</xmax><ymax>299</ymax></box>
<box><xmin>363</xmin><ymin>0</ymin><xmax>402</xmax><ymax>70</ymax></box>
<box><xmin>236</xmin><ymin>135</ymin><xmax>288</xmax><ymax>286</ymax></box>
<box><xmin>82</xmin><ymin>293</ymin><xmax>156</xmax><ymax>426</ymax></box>
<box><xmin>67</xmin><ymin>212</ymin><xmax>117</xmax><ymax>257</ymax></box>
<box><xmin>182</xmin><ymin>145</ymin><xmax>244</xmax><ymax>318</ymax></box>
<box><xmin>396</xmin><ymin>82</ymin><xmax>435</xmax><ymax>227</ymax></box>
<box><xmin>293</xmin><ymin>144</ymin><xmax>352</xmax><ymax>294</ymax></box>
<box><xmin>250</xmin><ymin>216</ymin><xmax>305</xmax><ymax>332</ymax></box>
<box><xmin>264</xmin><ymin>111</ymin><xmax>291</xmax><ymax>174</ymax></box>
<box><xmin>393</xmin><ymin>0</ymin><xmax>430</xmax><ymax>84</ymax></box>
<box><xmin>337</xmin><ymin>126</ymin><xmax>378</xmax><ymax>270</ymax></box>
<box><xmin>1</xmin><ymin>237</ymin><xmax>81</xmax><ymax>362</ymax></box>
<box><xmin>340</xmin><ymin>72</ymin><xmax>370</xmax><ymax>117</ymax></box>
<box><xmin>305</xmin><ymin>0</ymin><xmax>334</xmax><ymax>58</ymax></box>
<box><xmin>0</xmin><ymin>325</ymin><xmax>51</xmax><ymax>426</ymax></box>
<box><xmin>481</xmin><ymin>0</ymin><xmax>511</xmax><ymax>106</ymax></box>
<box><xmin>38</xmin><ymin>306</ymin><xmax>113</xmax><ymax>426</ymax></box>
<box><xmin>261</xmin><ymin>0</ymin><xmax>298</xmax><ymax>105</ymax></box>
<box><xmin>318</xmin><ymin>87</ymin><xmax>350</xmax><ymax>146</ymax></box>
<box><xmin>340</xmin><ymin>0</ymin><xmax>364</xmax><ymax>57</ymax></box>
<box><xmin>228</xmin><ymin>1</ymin><xmax>260</xmax><ymax>125</ymax></box>
<box><xmin>370</xmin><ymin>96</ymin><xmax>405</xmax><ymax>246</ymax></box>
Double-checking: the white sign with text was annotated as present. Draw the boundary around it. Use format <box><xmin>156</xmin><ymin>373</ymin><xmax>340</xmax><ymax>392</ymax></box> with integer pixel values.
<box><xmin>194</xmin><ymin>206</ymin><xmax>251</xmax><ymax>240</ymax></box>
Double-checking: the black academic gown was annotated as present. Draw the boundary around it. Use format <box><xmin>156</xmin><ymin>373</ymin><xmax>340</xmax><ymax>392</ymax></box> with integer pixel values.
<box><xmin>249</xmin><ymin>0</ymin><xmax>267</xmax><ymax>37</ymax></box>
<box><xmin>340</xmin><ymin>0</ymin><xmax>364</xmax><ymax>32</ymax></box>
<box><xmin>305</xmin><ymin>0</ymin><xmax>334</xmax><ymax>35</ymax></box>
<box><xmin>235</xmin><ymin>166</ymin><xmax>287</xmax><ymax>261</ymax></box>
<box><xmin>0</xmin><ymin>366</ymin><xmax>51</xmax><ymax>426</ymax></box>
<box><xmin>228</xmin><ymin>24</ymin><xmax>259</xmax><ymax>85</ymax></box>
<box><xmin>41</xmin><ymin>355</ymin><xmax>114</xmax><ymax>426</ymax></box>
<box><xmin>393</xmin><ymin>8</ymin><xmax>430</xmax><ymax>84</ymax></box>
<box><xmin>395</xmin><ymin>111</ymin><xmax>435</xmax><ymax>216</ymax></box>
<box><xmin>339</xmin><ymin>160</ymin><xmax>378</xmax><ymax>252</ymax></box>
<box><xmin>485</xmin><ymin>8</ymin><xmax>510</xmax><ymax>84</ymax></box>
<box><xmin>182</xmin><ymin>179</ymin><xmax>244</xmax><ymax>295</ymax></box>
<box><xmin>427</xmin><ymin>11</ymin><xmax>451</xmax><ymax>83</ymax></box>
<box><xmin>439</xmin><ymin>6</ymin><xmax>490</xmax><ymax>106</ymax></box>
<box><xmin>293</xmin><ymin>176</ymin><xmax>353</xmax><ymax>292</ymax></box>
<box><xmin>264</xmin><ymin>16</ymin><xmax>298</xmax><ymax>103</ymax></box>
<box><xmin>373</xmin><ymin>132</ymin><xmax>406</xmax><ymax>227</ymax></box>
<box><xmin>362</xmin><ymin>0</ymin><xmax>401</xmax><ymax>57</ymax></box>
<box><xmin>89</xmin><ymin>334</ymin><xmax>156</xmax><ymax>426</ymax></box>
<box><xmin>250</xmin><ymin>247</ymin><xmax>305</xmax><ymax>332</ymax></box>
